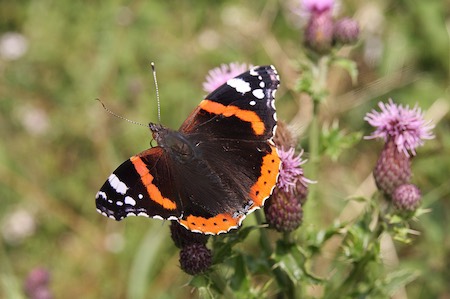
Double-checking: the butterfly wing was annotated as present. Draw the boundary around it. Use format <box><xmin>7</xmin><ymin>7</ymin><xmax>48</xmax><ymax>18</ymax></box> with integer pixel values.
<box><xmin>180</xmin><ymin>65</ymin><xmax>279</xmax><ymax>141</ymax></box>
<box><xmin>175</xmin><ymin>65</ymin><xmax>281</xmax><ymax>233</ymax></box>
<box><xmin>95</xmin><ymin>147</ymin><xmax>182</xmax><ymax>221</ymax></box>
<box><xmin>96</xmin><ymin>65</ymin><xmax>281</xmax><ymax>235</ymax></box>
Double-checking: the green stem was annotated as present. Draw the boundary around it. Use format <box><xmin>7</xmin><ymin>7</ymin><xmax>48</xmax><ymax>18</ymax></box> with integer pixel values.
<box><xmin>255</xmin><ymin>210</ymin><xmax>296</xmax><ymax>298</ymax></box>
<box><xmin>308</xmin><ymin>104</ymin><xmax>320</xmax><ymax>201</ymax></box>
<box><xmin>326</xmin><ymin>209</ymin><xmax>386</xmax><ymax>299</ymax></box>
<box><xmin>307</xmin><ymin>56</ymin><xmax>329</xmax><ymax>202</ymax></box>
<box><xmin>255</xmin><ymin>210</ymin><xmax>272</xmax><ymax>254</ymax></box>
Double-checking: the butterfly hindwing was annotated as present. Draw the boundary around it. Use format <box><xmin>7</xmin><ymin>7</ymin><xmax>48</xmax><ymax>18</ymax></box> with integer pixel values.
<box><xmin>96</xmin><ymin>147</ymin><xmax>181</xmax><ymax>221</ymax></box>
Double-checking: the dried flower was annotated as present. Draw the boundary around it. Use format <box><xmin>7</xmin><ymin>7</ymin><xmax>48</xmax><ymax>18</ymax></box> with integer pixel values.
<box><xmin>179</xmin><ymin>243</ymin><xmax>212</xmax><ymax>275</ymax></box>
<box><xmin>364</xmin><ymin>99</ymin><xmax>434</xmax><ymax>157</ymax></box>
<box><xmin>273</xmin><ymin>120</ymin><xmax>297</xmax><ymax>149</ymax></box>
<box><xmin>392</xmin><ymin>184</ymin><xmax>421</xmax><ymax>211</ymax></box>
<box><xmin>203</xmin><ymin>62</ymin><xmax>252</xmax><ymax>93</ymax></box>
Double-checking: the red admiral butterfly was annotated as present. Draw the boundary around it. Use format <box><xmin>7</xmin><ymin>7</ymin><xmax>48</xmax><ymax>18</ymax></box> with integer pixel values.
<box><xmin>96</xmin><ymin>65</ymin><xmax>280</xmax><ymax>235</ymax></box>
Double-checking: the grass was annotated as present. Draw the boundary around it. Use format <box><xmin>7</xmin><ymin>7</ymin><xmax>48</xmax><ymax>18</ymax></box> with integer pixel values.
<box><xmin>1</xmin><ymin>0</ymin><xmax>449</xmax><ymax>298</ymax></box>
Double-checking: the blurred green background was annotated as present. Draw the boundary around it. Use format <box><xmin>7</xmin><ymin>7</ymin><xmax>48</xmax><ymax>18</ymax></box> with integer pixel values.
<box><xmin>1</xmin><ymin>1</ymin><xmax>449</xmax><ymax>298</ymax></box>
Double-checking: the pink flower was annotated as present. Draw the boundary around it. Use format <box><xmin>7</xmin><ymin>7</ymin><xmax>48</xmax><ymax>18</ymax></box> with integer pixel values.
<box><xmin>364</xmin><ymin>99</ymin><xmax>434</xmax><ymax>157</ymax></box>
<box><xmin>277</xmin><ymin>147</ymin><xmax>313</xmax><ymax>192</ymax></box>
<box><xmin>302</xmin><ymin>0</ymin><xmax>334</xmax><ymax>14</ymax></box>
<box><xmin>202</xmin><ymin>62</ymin><xmax>252</xmax><ymax>93</ymax></box>
<box><xmin>290</xmin><ymin>0</ymin><xmax>335</xmax><ymax>19</ymax></box>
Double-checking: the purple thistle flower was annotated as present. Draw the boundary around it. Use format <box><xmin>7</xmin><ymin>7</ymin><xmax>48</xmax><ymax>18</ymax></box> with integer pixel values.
<box><xmin>202</xmin><ymin>62</ymin><xmax>252</xmax><ymax>93</ymax></box>
<box><xmin>302</xmin><ymin>0</ymin><xmax>335</xmax><ymax>14</ymax></box>
<box><xmin>364</xmin><ymin>99</ymin><xmax>434</xmax><ymax>157</ymax></box>
<box><xmin>277</xmin><ymin>147</ymin><xmax>313</xmax><ymax>192</ymax></box>
<box><xmin>290</xmin><ymin>0</ymin><xmax>335</xmax><ymax>17</ymax></box>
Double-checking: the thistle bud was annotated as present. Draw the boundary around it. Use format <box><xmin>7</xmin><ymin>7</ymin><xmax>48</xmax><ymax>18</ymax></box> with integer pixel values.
<box><xmin>264</xmin><ymin>188</ymin><xmax>303</xmax><ymax>233</ymax></box>
<box><xmin>179</xmin><ymin>243</ymin><xmax>212</xmax><ymax>275</ymax></box>
<box><xmin>334</xmin><ymin>18</ymin><xmax>360</xmax><ymax>44</ymax></box>
<box><xmin>373</xmin><ymin>138</ymin><xmax>411</xmax><ymax>196</ymax></box>
<box><xmin>392</xmin><ymin>184</ymin><xmax>421</xmax><ymax>211</ymax></box>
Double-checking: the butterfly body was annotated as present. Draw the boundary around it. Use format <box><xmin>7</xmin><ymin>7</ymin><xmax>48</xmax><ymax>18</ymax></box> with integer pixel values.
<box><xmin>96</xmin><ymin>65</ymin><xmax>280</xmax><ymax>234</ymax></box>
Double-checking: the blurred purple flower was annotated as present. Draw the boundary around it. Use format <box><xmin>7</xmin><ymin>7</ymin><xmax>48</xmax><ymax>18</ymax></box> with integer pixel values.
<box><xmin>302</xmin><ymin>0</ymin><xmax>334</xmax><ymax>14</ymax></box>
<box><xmin>290</xmin><ymin>0</ymin><xmax>335</xmax><ymax>19</ymax></box>
<box><xmin>24</xmin><ymin>267</ymin><xmax>53</xmax><ymax>299</ymax></box>
<box><xmin>364</xmin><ymin>99</ymin><xmax>434</xmax><ymax>157</ymax></box>
<box><xmin>202</xmin><ymin>62</ymin><xmax>251</xmax><ymax>93</ymax></box>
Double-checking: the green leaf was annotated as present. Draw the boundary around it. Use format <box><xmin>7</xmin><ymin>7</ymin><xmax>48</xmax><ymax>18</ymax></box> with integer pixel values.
<box><xmin>230</xmin><ymin>255</ymin><xmax>249</xmax><ymax>292</ymax></box>
<box><xmin>212</xmin><ymin>226</ymin><xmax>258</xmax><ymax>264</ymax></box>
<box><xmin>320</xmin><ymin>121</ymin><xmax>363</xmax><ymax>161</ymax></box>
<box><xmin>383</xmin><ymin>268</ymin><xmax>420</xmax><ymax>295</ymax></box>
<box><xmin>189</xmin><ymin>275</ymin><xmax>210</xmax><ymax>289</ymax></box>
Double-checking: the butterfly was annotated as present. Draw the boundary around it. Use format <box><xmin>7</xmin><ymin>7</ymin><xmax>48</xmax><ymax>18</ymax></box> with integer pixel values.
<box><xmin>96</xmin><ymin>65</ymin><xmax>281</xmax><ymax>235</ymax></box>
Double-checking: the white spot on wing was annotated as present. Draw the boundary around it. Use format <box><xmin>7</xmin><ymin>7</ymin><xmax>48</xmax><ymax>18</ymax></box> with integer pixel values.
<box><xmin>249</xmin><ymin>100</ymin><xmax>256</xmax><ymax>106</ymax></box>
<box><xmin>138</xmin><ymin>194</ymin><xmax>143</xmax><ymax>199</ymax></box>
<box><xmin>252</xmin><ymin>89</ymin><xmax>264</xmax><ymax>99</ymax></box>
<box><xmin>259</xmin><ymin>81</ymin><xmax>265</xmax><ymax>88</ymax></box>
<box><xmin>272</xmin><ymin>89</ymin><xmax>277</xmax><ymax>98</ymax></box>
<box><xmin>125</xmin><ymin>196</ymin><xmax>136</xmax><ymax>206</ymax></box>
<box><xmin>227</xmin><ymin>78</ymin><xmax>251</xmax><ymax>94</ymax></box>
<box><xmin>96</xmin><ymin>191</ymin><xmax>107</xmax><ymax>200</ymax></box>
<box><xmin>116</xmin><ymin>201</ymin><xmax>123</xmax><ymax>206</ymax></box>
<box><xmin>108</xmin><ymin>174</ymin><xmax>128</xmax><ymax>195</ymax></box>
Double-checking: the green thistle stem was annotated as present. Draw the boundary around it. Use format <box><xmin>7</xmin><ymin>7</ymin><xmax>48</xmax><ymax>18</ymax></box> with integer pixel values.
<box><xmin>255</xmin><ymin>210</ymin><xmax>296</xmax><ymax>298</ymax></box>
<box><xmin>307</xmin><ymin>56</ymin><xmax>329</xmax><ymax>201</ymax></box>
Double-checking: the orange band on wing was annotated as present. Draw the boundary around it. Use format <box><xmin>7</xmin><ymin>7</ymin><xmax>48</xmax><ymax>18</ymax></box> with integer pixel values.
<box><xmin>199</xmin><ymin>100</ymin><xmax>265</xmax><ymax>135</ymax></box>
<box><xmin>249</xmin><ymin>146</ymin><xmax>280</xmax><ymax>206</ymax></box>
<box><xmin>179</xmin><ymin>213</ymin><xmax>242</xmax><ymax>235</ymax></box>
<box><xmin>130</xmin><ymin>156</ymin><xmax>177</xmax><ymax>210</ymax></box>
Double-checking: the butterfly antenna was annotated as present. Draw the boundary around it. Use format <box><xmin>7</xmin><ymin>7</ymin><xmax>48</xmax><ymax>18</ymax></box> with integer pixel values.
<box><xmin>151</xmin><ymin>62</ymin><xmax>161</xmax><ymax>123</ymax></box>
<box><xmin>96</xmin><ymin>99</ymin><xmax>148</xmax><ymax>127</ymax></box>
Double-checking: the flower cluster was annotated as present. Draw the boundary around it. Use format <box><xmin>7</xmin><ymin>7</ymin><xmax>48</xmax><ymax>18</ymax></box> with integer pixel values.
<box><xmin>292</xmin><ymin>0</ymin><xmax>359</xmax><ymax>53</ymax></box>
<box><xmin>365</xmin><ymin>99</ymin><xmax>434</xmax><ymax>211</ymax></box>
<box><xmin>264</xmin><ymin>122</ymin><xmax>313</xmax><ymax>232</ymax></box>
